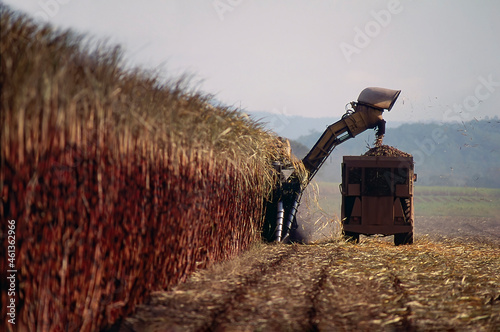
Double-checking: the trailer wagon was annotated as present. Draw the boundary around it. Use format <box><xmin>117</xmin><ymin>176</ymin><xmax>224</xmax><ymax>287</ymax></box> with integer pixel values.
<box><xmin>341</xmin><ymin>156</ymin><xmax>416</xmax><ymax>245</ymax></box>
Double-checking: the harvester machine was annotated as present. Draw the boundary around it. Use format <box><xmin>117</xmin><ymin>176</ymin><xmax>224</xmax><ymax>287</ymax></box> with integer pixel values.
<box><xmin>263</xmin><ymin>87</ymin><xmax>401</xmax><ymax>243</ymax></box>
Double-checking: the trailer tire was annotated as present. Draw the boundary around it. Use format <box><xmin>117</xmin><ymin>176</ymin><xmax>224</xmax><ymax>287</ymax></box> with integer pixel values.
<box><xmin>344</xmin><ymin>231</ymin><xmax>360</xmax><ymax>243</ymax></box>
<box><xmin>394</xmin><ymin>232</ymin><xmax>413</xmax><ymax>246</ymax></box>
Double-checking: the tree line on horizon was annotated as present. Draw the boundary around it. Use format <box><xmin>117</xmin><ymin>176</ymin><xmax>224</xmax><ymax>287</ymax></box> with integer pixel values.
<box><xmin>289</xmin><ymin>117</ymin><xmax>500</xmax><ymax>188</ymax></box>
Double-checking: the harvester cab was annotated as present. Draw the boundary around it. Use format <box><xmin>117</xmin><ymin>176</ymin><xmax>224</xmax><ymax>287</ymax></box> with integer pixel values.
<box><xmin>263</xmin><ymin>87</ymin><xmax>402</xmax><ymax>243</ymax></box>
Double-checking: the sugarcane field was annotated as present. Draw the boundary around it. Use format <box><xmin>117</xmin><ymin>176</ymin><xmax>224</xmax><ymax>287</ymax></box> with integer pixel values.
<box><xmin>1</xmin><ymin>4</ymin><xmax>500</xmax><ymax>332</ymax></box>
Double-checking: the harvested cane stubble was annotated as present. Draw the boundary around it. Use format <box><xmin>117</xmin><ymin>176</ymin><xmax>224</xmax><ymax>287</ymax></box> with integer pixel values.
<box><xmin>364</xmin><ymin>144</ymin><xmax>413</xmax><ymax>158</ymax></box>
<box><xmin>121</xmin><ymin>238</ymin><xmax>500</xmax><ymax>331</ymax></box>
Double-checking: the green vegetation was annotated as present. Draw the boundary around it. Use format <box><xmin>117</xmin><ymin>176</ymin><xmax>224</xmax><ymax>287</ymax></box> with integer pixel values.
<box><xmin>313</xmin><ymin>182</ymin><xmax>500</xmax><ymax>219</ymax></box>
<box><xmin>414</xmin><ymin>186</ymin><xmax>500</xmax><ymax>218</ymax></box>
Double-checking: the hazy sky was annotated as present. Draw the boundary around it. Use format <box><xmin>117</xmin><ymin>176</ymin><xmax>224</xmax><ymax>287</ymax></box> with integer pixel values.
<box><xmin>4</xmin><ymin>0</ymin><xmax>500</xmax><ymax>123</ymax></box>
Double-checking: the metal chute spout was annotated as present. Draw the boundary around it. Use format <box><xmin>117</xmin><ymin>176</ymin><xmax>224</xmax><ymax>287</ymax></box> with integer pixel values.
<box><xmin>357</xmin><ymin>87</ymin><xmax>401</xmax><ymax>111</ymax></box>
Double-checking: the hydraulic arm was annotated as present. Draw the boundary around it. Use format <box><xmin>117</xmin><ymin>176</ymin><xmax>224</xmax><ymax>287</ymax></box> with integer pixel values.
<box><xmin>266</xmin><ymin>87</ymin><xmax>401</xmax><ymax>243</ymax></box>
<box><xmin>303</xmin><ymin>87</ymin><xmax>401</xmax><ymax>182</ymax></box>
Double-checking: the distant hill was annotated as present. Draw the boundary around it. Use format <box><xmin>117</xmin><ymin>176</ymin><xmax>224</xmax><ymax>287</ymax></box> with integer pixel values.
<box><xmin>288</xmin><ymin>118</ymin><xmax>500</xmax><ymax>188</ymax></box>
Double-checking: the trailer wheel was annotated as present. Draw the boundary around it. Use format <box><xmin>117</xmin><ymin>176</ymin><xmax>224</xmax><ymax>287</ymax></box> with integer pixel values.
<box><xmin>394</xmin><ymin>232</ymin><xmax>413</xmax><ymax>246</ymax></box>
<box><xmin>344</xmin><ymin>231</ymin><xmax>360</xmax><ymax>243</ymax></box>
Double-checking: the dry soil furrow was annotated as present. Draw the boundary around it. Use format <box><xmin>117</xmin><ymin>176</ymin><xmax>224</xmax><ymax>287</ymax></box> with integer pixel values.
<box><xmin>118</xmin><ymin>244</ymin><xmax>297</xmax><ymax>331</ymax></box>
<box><xmin>197</xmin><ymin>244</ymin><xmax>341</xmax><ymax>331</ymax></box>
<box><xmin>305</xmin><ymin>247</ymin><xmax>340</xmax><ymax>331</ymax></box>
<box><xmin>311</xmin><ymin>244</ymin><xmax>411</xmax><ymax>331</ymax></box>
<box><xmin>203</xmin><ymin>245</ymin><xmax>299</xmax><ymax>331</ymax></box>
<box><xmin>116</xmin><ymin>238</ymin><xmax>500</xmax><ymax>332</ymax></box>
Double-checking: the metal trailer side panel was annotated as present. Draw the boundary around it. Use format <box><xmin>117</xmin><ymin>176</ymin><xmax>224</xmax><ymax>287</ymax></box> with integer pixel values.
<box><xmin>341</xmin><ymin>156</ymin><xmax>414</xmax><ymax>236</ymax></box>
